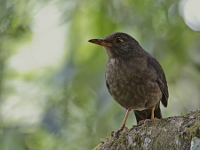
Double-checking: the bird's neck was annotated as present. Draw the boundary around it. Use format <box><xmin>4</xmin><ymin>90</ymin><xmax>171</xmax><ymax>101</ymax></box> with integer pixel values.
<box><xmin>107</xmin><ymin>53</ymin><xmax>148</xmax><ymax>71</ymax></box>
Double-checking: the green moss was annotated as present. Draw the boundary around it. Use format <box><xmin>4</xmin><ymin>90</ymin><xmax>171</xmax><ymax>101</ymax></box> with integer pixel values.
<box><xmin>187</xmin><ymin>121</ymin><xmax>200</xmax><ymax>138</ymax></box>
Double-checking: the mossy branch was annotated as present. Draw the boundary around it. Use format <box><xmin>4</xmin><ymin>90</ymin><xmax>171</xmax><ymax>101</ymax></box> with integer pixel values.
<box><xmin>94</xmin><ymin>110</ymin><xmax>200</xmax><ymax>150</ymax></box>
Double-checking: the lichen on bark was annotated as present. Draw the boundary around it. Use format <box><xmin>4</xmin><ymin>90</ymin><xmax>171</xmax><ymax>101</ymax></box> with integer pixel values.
<box><xmin>94</xmin><ymin>110</ymin><xmax>200</xmax><ymax>150</ymax></box>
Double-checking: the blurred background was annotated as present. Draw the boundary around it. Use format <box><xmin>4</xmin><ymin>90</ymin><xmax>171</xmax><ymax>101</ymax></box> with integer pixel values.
<box><xmin>0</xmin><ymin>0</ymin><xmax>200</xmax><ymax>149</ymax></box>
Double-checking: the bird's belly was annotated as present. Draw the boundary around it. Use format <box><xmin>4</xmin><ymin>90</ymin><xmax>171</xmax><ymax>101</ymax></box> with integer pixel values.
<box><xmin>106</xmin><ymin>70</ymin><xmax>162</xmax><ymax>110</ymax></box>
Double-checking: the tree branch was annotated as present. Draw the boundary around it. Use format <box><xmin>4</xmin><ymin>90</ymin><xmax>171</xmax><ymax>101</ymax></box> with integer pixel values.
<box><xmin>94</xmin><ymin>110</ymin><xmax>200</xmax><ymax>150</ymax></box>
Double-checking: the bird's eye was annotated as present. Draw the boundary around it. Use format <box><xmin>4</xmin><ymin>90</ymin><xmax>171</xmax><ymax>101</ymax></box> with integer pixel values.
<box><xmin>115</xmin><ymin>37</ymin><xmax>123</xmax><ymax>43</ymax></box>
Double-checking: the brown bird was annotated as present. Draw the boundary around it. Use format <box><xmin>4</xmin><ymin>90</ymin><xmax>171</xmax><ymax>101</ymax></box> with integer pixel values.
<box><xmin>88</xmin><ymin>32</ymin><xmax>168</xmax><ymax>136</ymax></box>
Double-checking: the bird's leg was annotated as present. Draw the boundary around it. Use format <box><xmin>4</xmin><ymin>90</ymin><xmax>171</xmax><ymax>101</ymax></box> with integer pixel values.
<box><xmin>138</xmin><ymin>106</ymin><xmax>156</xmax><ymax>124</ymax></box>
<box><xmin>151</xmin><ymin>106</ymin><xmax>155</xmax><ymax>119</ymax></box>
<box><xmin>112</xmin><ymin>108</ymin><xmax>131</xmax><ymax>137</ymax></box>
<box><xmin>120</xmin><ymin>108</ymin><xmax>131</xmax><ymax>129</ymax></box>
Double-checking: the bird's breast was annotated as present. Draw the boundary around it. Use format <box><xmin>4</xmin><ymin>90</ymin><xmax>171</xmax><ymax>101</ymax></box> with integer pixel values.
<box><xmin>105</xmin><ymin>58</ymin><xmax>162</xmax><ymax>110</ymax></box>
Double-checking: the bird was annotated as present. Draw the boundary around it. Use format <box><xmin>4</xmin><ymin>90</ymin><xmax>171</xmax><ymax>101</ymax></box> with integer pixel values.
<box><xmin>88</xmin><ymin>32</ymin><xmax>169</xmax><ymax>136</ymax></box>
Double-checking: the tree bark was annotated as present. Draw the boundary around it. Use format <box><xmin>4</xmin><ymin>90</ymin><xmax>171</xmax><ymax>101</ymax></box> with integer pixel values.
<box><xmin>94</xmin><ymin>110</ymin><xmax>200</xmax><ymax>150</ymax></box>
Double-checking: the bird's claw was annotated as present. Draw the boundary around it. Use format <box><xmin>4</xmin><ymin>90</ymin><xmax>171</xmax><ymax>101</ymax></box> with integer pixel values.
<box><xmin>138</xmin><ymin>118</ymin><xmax>159</xmax><ymax>124</ymax></box>
<box><xmin>111</xmin><ymin>129</ymin><xmax>122</xmax><ymax>137</ymax></box>
<box><xmin>111</xmin><ymin>127</ymin><xmax>127</xmax><ymax>137</ymax></box>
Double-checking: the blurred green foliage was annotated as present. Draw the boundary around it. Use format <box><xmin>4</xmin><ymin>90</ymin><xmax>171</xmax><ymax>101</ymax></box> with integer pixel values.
<box><xmin>0</xmin><ymin>0</ymin><xmax>200</xmax><ymax>149</ymax></box>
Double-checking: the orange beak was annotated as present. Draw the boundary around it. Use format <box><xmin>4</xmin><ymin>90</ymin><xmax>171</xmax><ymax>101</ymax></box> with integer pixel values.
<box><xmin>88</xmin><ymin>39</ymin><xmax>112</xmax><ymax>47</ymax></box>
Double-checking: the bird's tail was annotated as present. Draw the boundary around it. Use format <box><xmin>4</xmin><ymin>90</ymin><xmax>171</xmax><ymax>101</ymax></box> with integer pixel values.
<box><xmin>134</xmin><ymin>103</ymin><xmax>162</xmax><ymax>124</ymax></box>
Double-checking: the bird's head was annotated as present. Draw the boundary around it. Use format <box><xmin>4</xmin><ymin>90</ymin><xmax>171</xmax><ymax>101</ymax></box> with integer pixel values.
<box><xmin>88</xmin><ymin>32</ymin><xmax>141</xmax><ymax>59</ymax></box>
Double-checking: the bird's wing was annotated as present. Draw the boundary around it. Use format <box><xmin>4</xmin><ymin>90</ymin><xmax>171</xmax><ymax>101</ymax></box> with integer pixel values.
<box><xmin>147</xmin><ymin>56</ymin><xmax>169</xmax><ymax>107</ymax></box>
<box><xmin>106</xmin><ymin>80</ymin><xmax>111</xmax><ymax>94</ymax></box>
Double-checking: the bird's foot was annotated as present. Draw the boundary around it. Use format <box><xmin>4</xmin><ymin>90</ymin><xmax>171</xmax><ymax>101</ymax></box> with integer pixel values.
<box><xmin>111</xmin><ymin>128</ymin><xmax>123</xmax><ymax>137</ymax></box>
<box><xmin>138</xmin><ymin>118</ymin><xmax>159</xmax><ymax>124</ymax></box>
<box><xmin>111</xmin><ymin>127</ymin><xmax>127</xmax><ymax>137</ymax></box>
